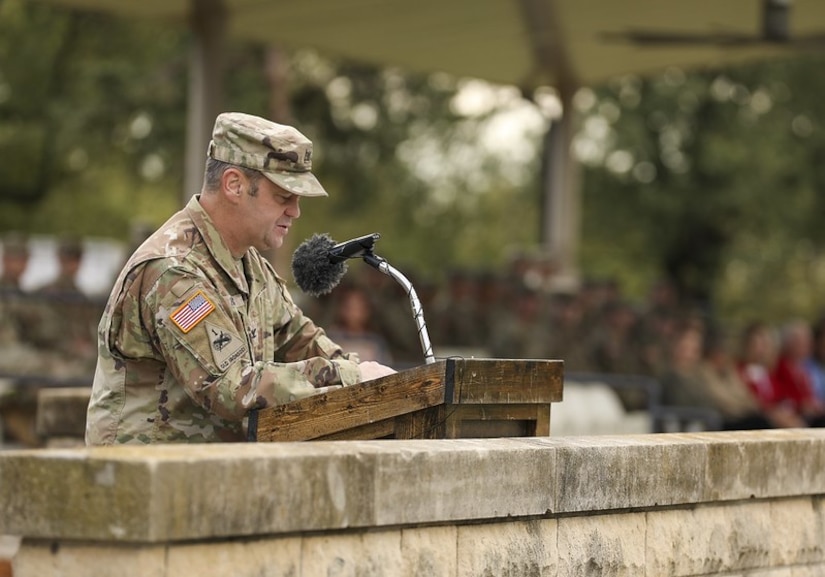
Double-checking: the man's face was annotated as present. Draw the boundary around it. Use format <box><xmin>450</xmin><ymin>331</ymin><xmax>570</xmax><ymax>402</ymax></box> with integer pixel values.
<box><xmin>240</xmin><ymin>176</ymin><xmax>302</xmax><ymax>252</ymax></box>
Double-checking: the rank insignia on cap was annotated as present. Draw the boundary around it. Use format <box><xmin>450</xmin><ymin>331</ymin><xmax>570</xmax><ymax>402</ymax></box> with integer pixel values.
<box><xmin>170</xmin><ymin>290</ymin><xmax>215</xmax><ymax>333</ymax></box>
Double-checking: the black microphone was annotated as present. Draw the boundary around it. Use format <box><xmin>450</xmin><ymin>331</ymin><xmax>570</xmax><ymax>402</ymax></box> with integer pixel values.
<box><xmin>328</xmin><ymin>233</ymin><xmax>380</xmax><ymax>264</ymax></box>
<box><xmin>291</xmin><ymin>233</ymin><xmax>380</xmax><ymax>297</ymax></box>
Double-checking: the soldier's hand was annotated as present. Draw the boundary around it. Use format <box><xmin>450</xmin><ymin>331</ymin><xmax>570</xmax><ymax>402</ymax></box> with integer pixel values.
<box><xmin>358</xmin><ymin>361</ymin><xmax>397</xmax><ymax>382</ymax></box>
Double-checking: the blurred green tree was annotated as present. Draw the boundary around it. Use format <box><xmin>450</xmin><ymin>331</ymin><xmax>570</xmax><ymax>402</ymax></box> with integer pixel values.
<box><xmin>2</xmin><ymin>0</ymin><xmax>825</xmax><ymax>327</ymax></box>
<box><xmin>577</xmin><ymin>56</ymin><xmax>825</xmax><ymax>323</ymax></box>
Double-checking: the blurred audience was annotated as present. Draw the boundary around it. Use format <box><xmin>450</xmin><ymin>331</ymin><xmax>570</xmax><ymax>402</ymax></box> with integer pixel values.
<box><xmin>658</xmin><ymin>319</ymin><xmax>707</xmax><ymax>409</ymax></box>
<box><xmin>804</xmin><ymin>317</ymin><xmax>825</xmax><ymax>402</ymax></box>
<box><xmin>696</xmin><ymin>328</ymin><xmax>775</xmax><ymax>430</ymax></box>
<box><xmin>771</xmin><ymin>320</ymin><xmax>825</xmax><ymax>426</ymax></box>
<box><xmin>488</xmin><ymin>285</ymin><xmax>549</xmax><ymax>359</ymax></box>
<box><xmin>0</xmin><ymin>235</ymin><xmax>101</xmax><ymax>447</ymax></box>
<box><xmin>5</xmin><ymin>231</ymin><xmax>825</xmax><ymax>440</ymax></box>
<box><xmin>736</xmin><ymin>322</ymin><xmax>806</xmax><ymax>428</ymax></box>
<box><xmin>0</xmin><ymin>233</ymin><xmax>29</xmax><ymax>294</ymax></box>
<box><xmin>325</xmin><ymin>282</ymin><xmax>394</xmax><ymax>366</ymax></box>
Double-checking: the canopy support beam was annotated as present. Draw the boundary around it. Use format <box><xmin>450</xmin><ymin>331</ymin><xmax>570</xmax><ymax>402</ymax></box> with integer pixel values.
<box><xmin>183</xmin><ymin>0</ymin><xmax>227</xmax><ymax>202</ymax></box>
<box><xmin>540</xmin><ymin>85</ymin><xmax>580</xmax><ymax>283</ymax></box>
<box><xmin>520</xmin><ymin>0</ymin><xmax>581</xmax><ymax>282</ymax></box>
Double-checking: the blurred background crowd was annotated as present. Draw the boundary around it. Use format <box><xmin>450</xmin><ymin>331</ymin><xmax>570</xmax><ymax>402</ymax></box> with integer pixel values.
<box><xmin>3</xmin><ymin>228</ymin><xmax>825</xmax><ymax>446</ymax></box>
<box><xmin>301</xmin><ymin>249</ymin><xmax>825</xmax><ymax>434</ymax></box>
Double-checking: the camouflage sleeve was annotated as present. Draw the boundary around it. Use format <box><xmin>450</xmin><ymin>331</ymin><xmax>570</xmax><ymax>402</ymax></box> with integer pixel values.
<box><xmin>147</xmin><ymin>268</ymin><xmax>361</xmax><ymax>421</ymax></box>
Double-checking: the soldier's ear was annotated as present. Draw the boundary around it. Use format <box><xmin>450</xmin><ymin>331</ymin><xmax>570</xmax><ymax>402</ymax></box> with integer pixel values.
<box><xmin>220</xmin><ymin>168</ymin><xmax>246</xmax><ymax>201</ymax></box>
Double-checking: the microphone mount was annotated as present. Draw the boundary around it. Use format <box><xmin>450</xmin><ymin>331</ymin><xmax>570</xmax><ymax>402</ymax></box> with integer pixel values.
<box><xmin>335</xmin><ymin>235</ymin><xmax>435</xmax><ymax>365</ymax></box>
<box><xmin>328</xmin><ymin>233</ymin><xmax>381</xmax><ymax>264</ymax></box>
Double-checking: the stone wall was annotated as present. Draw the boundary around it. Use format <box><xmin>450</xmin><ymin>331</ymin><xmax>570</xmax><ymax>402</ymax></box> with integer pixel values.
<box><xmin>1</xmin><ymin>429</ymin><xmax>824</xmax><ymax>576</ymax></box>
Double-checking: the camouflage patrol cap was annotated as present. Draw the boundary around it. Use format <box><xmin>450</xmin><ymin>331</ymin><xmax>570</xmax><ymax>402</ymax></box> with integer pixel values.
<box><xmin>208</xmin><ymin>112</ymin><xmax>328</xmax><ymax>197</ymax></box>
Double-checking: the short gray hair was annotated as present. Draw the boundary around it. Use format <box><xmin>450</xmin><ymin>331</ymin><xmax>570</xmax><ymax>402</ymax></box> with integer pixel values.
<box><xmin>203</xmin><ymin>157</ymin><xmax>262</xmax><ymax>196</ymax></box>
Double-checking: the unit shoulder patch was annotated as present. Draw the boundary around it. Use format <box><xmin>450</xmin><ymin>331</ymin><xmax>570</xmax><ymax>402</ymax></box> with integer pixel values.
<box><xmin>205</xmin><ymin>320</ymin><xmax>246</xmax><ymax>371</ymax></box>
<box><xmin>170</xmin><ymin>290</ymin><xmax>215</xmax><ymax>333</ymax></box>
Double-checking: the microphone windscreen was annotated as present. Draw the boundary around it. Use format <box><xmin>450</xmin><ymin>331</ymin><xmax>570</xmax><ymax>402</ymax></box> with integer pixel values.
<box><xmin>291</xmin><ymin>233</ymin><xmax>348</xmax><ymax>297</ymax></box>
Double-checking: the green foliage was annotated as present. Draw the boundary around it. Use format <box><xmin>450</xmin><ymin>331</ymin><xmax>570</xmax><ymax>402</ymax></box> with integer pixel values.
<box><xmin>0</xmin><ymin>4</ymin><xmax>537</xmax><ymax>282</ymax></box>
<box><xmin>0</xmin><ymin>0</ymin><xmax>189</xmax><ymax>234</ymax></box>
<box><xmin>578</xmin><ymin>55</ymin><xmax>825</xmax><ymax>323</ymax></box>
<box><xmin>2</xmin><ymin>1</ymin><xmax>825</xmax><ymax>329</ymax></box>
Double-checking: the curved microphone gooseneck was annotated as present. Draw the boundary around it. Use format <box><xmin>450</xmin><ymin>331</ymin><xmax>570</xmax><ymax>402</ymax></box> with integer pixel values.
<box><xmin>291</xmin><ymin>233</ymin><xmax>436</xmax><ymax>365</ymax></box>
<box><xmin>360</xmin><ymin>252</ymin><xmax>436</xmax><ymax>365</ymax></box>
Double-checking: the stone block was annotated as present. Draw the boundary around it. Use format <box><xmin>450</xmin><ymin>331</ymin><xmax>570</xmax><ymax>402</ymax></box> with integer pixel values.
<box><xmin>456</xmin><ymin>519</ymin><xmax>557</xmax><ymax>577</ymax></box>
<box><xmin>166</xmin><ymin>535</ymin><xmax>301</xmax><ymax>577</ymax></box>
<box><xmin>549</xmin><ymin>430</ymin><xmax>825</xmax><ymax>514</ymax></box>
<box><xmin>556</xmin><ymin>512</ymin><xmax>644</xmax><ymax>577</ymax></box>
<box><xmin>36</xmin><ymin>387</ymin><xmax>90</xmax><ymax>438</ymax></box>
<box><xmin>301</xmin><ymin>530</ymin><xmax>402</xmax><ymax>577</ymax></box>
<box><xmin>768</xmin><ymin>498</ymin><xmax>824</xmax><ymax>566</ymax></box>
<box><xmin>550</xmin><ymin>434</ymin><xmax>707</xmax><ymax>513</ymax></box>
<box><xmin>701</xmin><ymin>429</ymin><xmax>825</xmax><ymax>501</ymax></box>
<box><xmin>12</xmin><ymin>540</ymin><xmax>164</xmax><ymax>577</ymax></box>
<box><xmin>372</xmin><ymin>438</ymin><xmax>555</xmax><ymax>524</ymax></box>
<box><xmin>0</xmin><ymin>443</ymin><xmax>381</xmax><ymax>541</ymax></box>
<box><xmin>1</xmin><ymin>449</ymin><xmax>159</xmax><ymax>541</ymax></box>
<box><xmin>646</xmin><ymin>502</ymin><xmax>773</xmax><ymax>576</ymax></box>
<box><xmin>400</xmin><ymin>525</ymin><xmax>458</xmax><ymax>577</ymax></box>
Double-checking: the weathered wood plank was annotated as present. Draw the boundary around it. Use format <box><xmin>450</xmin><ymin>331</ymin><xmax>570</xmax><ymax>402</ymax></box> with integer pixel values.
<box><xmin>456</xmin><ymin>419</ymin><xmax>529</xmax><ymax>438</ymax></box>
<box><xmin>445</xmin><ymin>405</ymin><xmax>543</xmax><ymax>438</ymax></box>
<box><xmin>313</xmin><ymin>419</ymin><xmax>395</xmax><ymax>441</ymax></box>
<box><xmin>532</xmin><ymin>405</ymin><xmax>551</xmax><ymax>436</ymax></box>
<box><xmin>451</xmin><ymin>358</ymin><xmax>563</xmax><ymax>404</ymax></box>
<box><xmin>395</xmin><ymin>406</ymin><xmax>446</xmax><ymax>440</ymax></box>
<box><xmin>256</xmin><ymin>361</ymin><xmax>447</xmax><ymax>442</ymax></box>
<box><xmin>449</xmin><ymin>404</ymin><xmax>543</xmax><ymax>422</ymax></box>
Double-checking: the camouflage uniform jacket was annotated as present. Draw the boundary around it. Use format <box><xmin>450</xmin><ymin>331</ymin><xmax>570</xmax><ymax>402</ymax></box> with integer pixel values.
<box><xmin>86</xmin><ymin>196</ymin><xmax>360</xmax><ymax>444</ymax></box>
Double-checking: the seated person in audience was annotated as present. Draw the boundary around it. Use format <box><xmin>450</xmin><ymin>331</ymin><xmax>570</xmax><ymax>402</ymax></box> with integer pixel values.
<box><xmin>588</xmin><ymin>299</ymin><xmax>643</xmax><ymax>375</ymax></box>
<box><xmin>697</xmin><ymin>329</ymin><xmax>777</xmax><ymax>430</ymax></box>
<box><xmin>543</xmin><ymin>292</ymin><xmax>591</xmax><ymax>372</ymax></box>
<box><xmin>326</xmin><ymin>283</ymin><xmax>394</xmax><ymax>366</ymax></box>
<box><xmin>488</xmin><ymin>284</ymin><xmax>550</xmax><ymax>360</ymax></box>
<box><xmin>659</xmin><ymin>321</ymin><xmax>717</xmax><ymax>410</ymax></box>
<box><xmin>771</xmin><ymin>320</ymin><xmax>825</xmax><ymax>426</ymax></box>
<box><xmin>737</xmin><ymin>322</ymin><xmax>806</xmax><ymax>428</ymax></box>
<box><xmin>803</xmin><ymin>317</ymin><xmax>825</xmax><ymax>403</ymax></box>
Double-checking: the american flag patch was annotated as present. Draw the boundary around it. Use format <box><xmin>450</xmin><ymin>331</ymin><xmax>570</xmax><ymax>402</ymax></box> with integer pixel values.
<box><xmin>170</xmin><ymin>291</ymin><xmax>215</xmax><ymax>333</ymax></box>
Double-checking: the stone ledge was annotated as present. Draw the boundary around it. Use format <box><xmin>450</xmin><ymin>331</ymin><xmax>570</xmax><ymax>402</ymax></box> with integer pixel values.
<box><xmin>0</xmin><ymin>430</ymin><xmax>823</xmax><ymax>543</ymax></box>
<box><xmin>533</xmin><ymin>429</ymin><xmax>825</xmax><ymax>513</ymax></box>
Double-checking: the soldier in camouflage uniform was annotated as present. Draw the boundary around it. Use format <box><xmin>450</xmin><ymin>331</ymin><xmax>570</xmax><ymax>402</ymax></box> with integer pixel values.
<box><xmin>0</xmin><ymin>233</ymin><xmax>29</xmax><ymax>293</ymax></box>
<box><xmin>0</xmin><ymin>234</ymin><xmax>43</xmax><ymax>447</ymax></box>
<box><xmin>86</xmin><ymin>112</ymin><xmax>396</xmax><ymax>445</ymax></box>
<box><xmin>29</xmin><ymin>238</ymin><xmax>101</xmax><ymax>379</ymax></box>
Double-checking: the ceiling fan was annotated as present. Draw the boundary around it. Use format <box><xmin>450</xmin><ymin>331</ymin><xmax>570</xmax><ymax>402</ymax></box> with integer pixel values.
<box><xmin>601</xmin><ymin>0</ymin><xmax>825</xmax><ymax>48</ymax></box>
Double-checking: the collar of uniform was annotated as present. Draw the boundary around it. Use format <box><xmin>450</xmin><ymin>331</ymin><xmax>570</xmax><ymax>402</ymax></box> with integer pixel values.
<box><xmin>185</xmin><ymin>195</ymin><xmax>249</xmax><ymax>295</ymax></box>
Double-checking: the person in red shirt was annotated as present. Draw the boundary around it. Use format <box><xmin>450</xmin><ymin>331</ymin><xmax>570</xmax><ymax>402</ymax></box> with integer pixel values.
<box><xmin>771</xmin><ymin>320</ymin><xmax>825</xmax><ymax>426</ymax></box>
<box><xmin>737</xmin><ymin>322</ymin><xmax>806</xmax><ymax>428</ymax></box>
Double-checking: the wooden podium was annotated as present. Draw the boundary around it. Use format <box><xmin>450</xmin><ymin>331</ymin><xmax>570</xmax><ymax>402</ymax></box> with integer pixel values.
<box><xmin>249</xmin><ymin>358</ymin><xmax>563</xmax><ymax>442</ymax></box>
